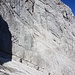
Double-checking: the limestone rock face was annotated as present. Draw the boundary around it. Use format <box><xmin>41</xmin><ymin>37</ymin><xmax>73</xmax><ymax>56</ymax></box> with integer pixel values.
<box><xmin>0</xmin><ymin>0</ymin><xmax>75</xmax><ymax>75</ymax></box>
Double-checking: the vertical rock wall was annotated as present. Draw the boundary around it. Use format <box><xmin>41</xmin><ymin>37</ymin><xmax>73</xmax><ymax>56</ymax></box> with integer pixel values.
<box><xmin>0</xmin><ymin>0</ymin><xmax>75</xmax><ymax>75</ymax></box>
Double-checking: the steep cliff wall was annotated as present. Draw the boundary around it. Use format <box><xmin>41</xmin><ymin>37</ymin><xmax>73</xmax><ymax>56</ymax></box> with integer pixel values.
<box><xmin>0</xmin><ymin>0</ymin><xmax>75</xmax><ymax>75</ymax></box>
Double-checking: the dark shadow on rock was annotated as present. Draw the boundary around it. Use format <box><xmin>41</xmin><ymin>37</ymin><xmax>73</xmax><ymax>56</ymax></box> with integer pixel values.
<box><xmin>0</xmin><ymin>15</ymin><xmax>12</xmax><ymax>65</ymax></box>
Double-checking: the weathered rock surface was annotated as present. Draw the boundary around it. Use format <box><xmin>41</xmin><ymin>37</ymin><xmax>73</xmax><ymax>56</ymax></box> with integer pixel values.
<box><xmin>0</xmin><ymin>57</ymin><xmax>45</xmax><ymax>75</ymax></box>
<box><xmin>0</xmin><ymin>0</ymin><xmax>75</xmax><ymax>75</ymax></box>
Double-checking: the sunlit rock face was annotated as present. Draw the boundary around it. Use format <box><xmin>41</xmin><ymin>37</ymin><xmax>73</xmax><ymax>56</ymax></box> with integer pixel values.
<box><xmin>0</xmin><ymin>0</ymin><xmax>75</xmax><ymax>75</ymax></box>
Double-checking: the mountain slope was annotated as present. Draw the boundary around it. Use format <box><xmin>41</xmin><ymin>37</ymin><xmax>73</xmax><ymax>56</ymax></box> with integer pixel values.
<box><xmin>0</xmin><ymin>0</ymin><xmax>75</xmax><ymax>75</ymax></box>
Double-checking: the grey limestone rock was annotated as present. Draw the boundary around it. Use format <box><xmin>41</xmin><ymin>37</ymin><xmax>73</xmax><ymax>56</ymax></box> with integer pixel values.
<box><xmin>0</xmin><ymin>0</ymin><xmax>75</xmax><ymax>75</ymax></box>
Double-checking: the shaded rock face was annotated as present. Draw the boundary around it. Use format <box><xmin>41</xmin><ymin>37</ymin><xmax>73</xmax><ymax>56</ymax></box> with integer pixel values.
<box><xmin>0</xmin><ymin>15</ymin><xmax>12</xmax><ymax>64</ymax></box>
<box><xmin>0</xmin><ymin>0</ymin><xmax>75</xmax><ymax>75</ymax></box>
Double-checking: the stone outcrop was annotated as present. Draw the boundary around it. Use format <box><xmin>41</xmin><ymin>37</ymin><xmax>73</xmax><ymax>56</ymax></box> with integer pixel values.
<box><xmin>0</xmin><ymin>0</ymin><xmax>75</xmax><ymax>75</ymax></box>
